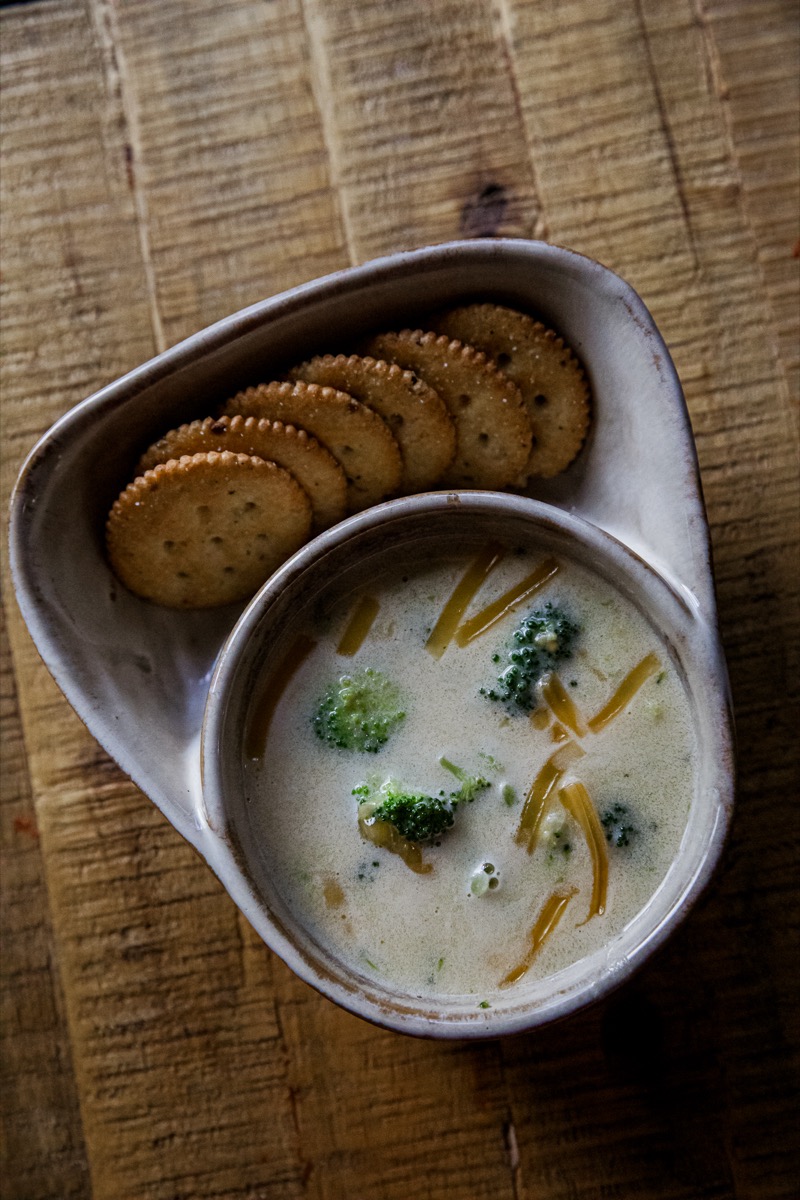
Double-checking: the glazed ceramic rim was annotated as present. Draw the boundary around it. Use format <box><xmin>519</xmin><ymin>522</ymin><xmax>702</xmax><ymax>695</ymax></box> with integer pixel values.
<box><xmin>201</xmin><ymin>492</ymin><xmax>733</xmax><ymax>1038</ymax></box>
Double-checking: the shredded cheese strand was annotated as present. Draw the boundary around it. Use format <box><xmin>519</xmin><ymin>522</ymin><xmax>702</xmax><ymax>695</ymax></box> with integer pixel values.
<box><xmin>499</xmin><ymin>887</ymin><xmax>577</xmax><ymax>986</ymax></box>
<box><xmin>337</xmin><ymin>594</ymin><xmax>380</xmax><ymax>656</ymax></box>
<box><xmin>516</xmin><ymin>759</ymin><xmax>562</xmax><ymax>851</ymax></box>
<box><xmin>515</xmin><ymin>741</ymin><xmax>585</xmax><ymax>852</ymax></box>
<box><xmin>425</xmin><ymin>542</ymin><xmax>505</xmax><ymax>659</ymax></box>
<box><xmin>559</xmin><ymin>781</ymin><xmax>608</xmax><ymax>922</ymax></box>
<box><xmin>245</xmin><ymin>633</ymin><xmax>317</xmax><ymax>759</ymax></box>
<box><xmin>540</xmin><ymin>672</ymin><xmax>588</xmax><ymax>737</ymax></box>
<box><xmin>552</xmin><ymin>740</ymin><xmax>586</xmax><ymax>773</ymax></box>
<box><xmin>588</xmin><ymin>651</ymin><xmax>661</xmax><ymax>732</ymax></box>
<box><xmin>358</xmin><ymin>817</ymin><xmax>432</xmax><ymax>874</ymax></box>
<box><xmin>454</xmin><ymin>558</ymin><xmax>560</xmax><ymax>646</ymax></box>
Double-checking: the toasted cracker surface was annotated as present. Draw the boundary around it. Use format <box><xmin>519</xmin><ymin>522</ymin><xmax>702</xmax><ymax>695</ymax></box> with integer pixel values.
<box><xmin>288</xmin><ymin>355</ymin><xmax>455</xmax><ymax>493</ymax></box>
<box><xmin>137</xmin><ymin>414</ymin><xmax>347</xmax><ymax>529</ymax></box>
<box><xmin>363</xmin><ymin>330</ymin><xmax>531</xmax><ymax>489</ymax></box>
<box><xmin>106</xmin><ymin>451</ymin><xmax>312</xmax><ymax>608</ymax></box>
<box><xmin>222</xmin><ymin>380</ymin><xmax>402</xmax><ymax>511</ymax></box>
<box><xmin>431</xmin><ymin>303</ymin><xmax>591</xmax><ymax>478</ymax></box>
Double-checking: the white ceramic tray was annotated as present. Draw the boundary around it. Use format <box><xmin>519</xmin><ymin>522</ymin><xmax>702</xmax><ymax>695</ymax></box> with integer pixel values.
<box><xmin>9</xmin><ymin>240</ymin><xmax>734</xmax><ymax>1032</ymax></box>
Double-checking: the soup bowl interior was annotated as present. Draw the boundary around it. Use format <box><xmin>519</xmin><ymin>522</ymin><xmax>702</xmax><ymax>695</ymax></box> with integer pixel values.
<box><xmin>201</xmin><ymin>492</ymin><xmax>732</xmax><ymax>1038</ymax></box>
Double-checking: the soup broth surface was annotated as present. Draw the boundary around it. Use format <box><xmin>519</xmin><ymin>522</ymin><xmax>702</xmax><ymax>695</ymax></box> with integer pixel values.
<box><xmin>247</xmin><ymin>545</ymin><xmax>696</xmax><ymax>999</ymax></box>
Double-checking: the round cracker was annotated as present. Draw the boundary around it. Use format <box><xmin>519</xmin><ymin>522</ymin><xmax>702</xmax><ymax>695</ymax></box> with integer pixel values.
<box><xmin>288</xmin><ymin>354</ymin><xmax>455</xmax><ymax>493</ymax></box>
<box><xmin>137</xmin><ymin>414</ymin><xmax>347</xmax><ymax>530</ymax></box>
<box><xmin>222</xmin><ymin>380</ymin><xmax>402</xmax><ymax>512</ymax></box>
<box><xmin>430</xmin><ymin>303</ymin><xmax>591</xmax><ymax>479</ymax></box>
<box><xmin>106</xmin><ymin>451</ymin><xmax>312</xmax><ymax>608</ymax></box>
<box><xmin>363</xmin><ymin>330</ymin><xmax>531</xmax><ymax>489</ymax></box>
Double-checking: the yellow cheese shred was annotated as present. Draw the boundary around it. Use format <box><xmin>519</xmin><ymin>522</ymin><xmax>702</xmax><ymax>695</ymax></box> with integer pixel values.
<box><xmin>515</xmin><ymin>741</ymin><xmax>585</xmax><ymax>852</ymax></box>
<box><xmin>499</xmin><ymin>887</ymin><xmax>577</xmax><ymax>986</ymax></box>
<box><xmin>245</xmin><ymin>633</ymin><xmax>317</xmax><ymax>759</ymax></box>
<box><xmin>588</xmin><ymin>652</ymin><xmax>661</xmax><ymax>733</ymax></box>
<box><xmin>454</xmin><ymin>558</ymin><xmax>559</xmax><ymax>646</ymax></box>
<box><xmin>337</xmin><ymin>593</ymin><xmax>380</xmax><ymax>656</ymax></box>
<box><xmin>540</xmin><ymin>672</ymin><xmax>588</xmax><ymax>737</ymax></box>
<box><xmin>425</xmin><ymin>541</ymin><xmax>505</xmax><ymax>659</ymax></box>
<box><xmin>559</xmin><ymin>781</ymin><xmax>608</xmax><ymax>922</ymax></box>
<box><xmin>358</xmin><ymin>817</ymin><xmax>432</xmax><ymax>874</ymax></box>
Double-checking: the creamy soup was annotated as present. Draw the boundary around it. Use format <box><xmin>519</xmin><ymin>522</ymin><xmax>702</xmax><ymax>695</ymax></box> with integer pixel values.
<box><xmin>246</xmin><ymin>544</ymin><xmax>696</xmax><ymax>1000</ymax></box>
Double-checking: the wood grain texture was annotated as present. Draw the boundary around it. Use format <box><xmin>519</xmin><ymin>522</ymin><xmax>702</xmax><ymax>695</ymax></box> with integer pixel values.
<box><xmin>0</xmin><ymin>600</ymin><xmax>90</xmax><ymax>1200</ymax></box>
<box><xmin>299</xmin><ymin>0</ymin><xmax>545</xmax><ymax>258</ymax></box>
<box><xmin>1</xmin><ymin>0</ymin><xmax>798</xmax><ymax>1196</ymax></box>
<box><xmin>703</xmin><ymin>0</ymin><xmax>800</xmax><ymax>405</ymax></box>
<box><xmin>1</xmin><ymin>3</ymin><xmax>313</xmax><ymax>1197</ymax></box>
<box><xmin>91</xmin><ymin>0</ymin><xmax>350</xmax><ymax>347</ymax></box>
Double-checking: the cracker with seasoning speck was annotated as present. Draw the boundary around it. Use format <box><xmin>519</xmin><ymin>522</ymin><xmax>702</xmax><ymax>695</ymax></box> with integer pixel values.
<box><xmin>289</xmin><ymin>354</ymin><xmax>456</xmax><ymax>494</ymax></box>
<box><xmin>431</xmin><ymin>303</ymin><xmax>591</xmax><ymax>479</ymax></box>
<box><xmin>137</xmin><ymin>414</ymin><xmax>347</xmax><ymax>530</ymax></box>
<box><xmin>223</xmin><ymin>380</ymin><xmax>402</xmax><ymax>512</ymax></box>
<box><xmin>106</xmin><ymin>451</ymin><xmax>312</xmax><ymax>608</ymax></box>
<box><xmin>364</xmin><ymin>329</ymin><xmax>531</xmax><ymax>490</ymax></box>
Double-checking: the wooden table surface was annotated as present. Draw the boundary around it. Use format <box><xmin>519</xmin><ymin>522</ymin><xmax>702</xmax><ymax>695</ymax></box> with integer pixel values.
<box><xmin>2</xmin><ymin>1</ymin><xmax>798</xmax><ymax>1197</ymax></box>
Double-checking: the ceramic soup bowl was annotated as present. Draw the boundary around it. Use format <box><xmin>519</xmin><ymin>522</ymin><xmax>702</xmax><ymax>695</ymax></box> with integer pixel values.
<box><xmin>9</xmin><ymin>239</ymin><xmax>734</xmax><ymax>1036</ymax></box>
<box><xmin>203</xmin><ymin>493</ymin><xmax>733</xmax><ymax>1036</ymax></box>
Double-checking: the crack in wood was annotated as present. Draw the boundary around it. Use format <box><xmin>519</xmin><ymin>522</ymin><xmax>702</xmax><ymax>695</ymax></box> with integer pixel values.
<box><xmin>633</xmin><ymin>0</ymin><xmax>700</xmax><ymax>271</ymax></box>
<box><xmin>88</xmin><ymin>0</ymin><xmax>167</xmax><ymax>353</ymax></box>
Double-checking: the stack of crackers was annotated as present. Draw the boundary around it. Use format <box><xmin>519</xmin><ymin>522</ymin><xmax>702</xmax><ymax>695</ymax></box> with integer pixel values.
<box><xmin>106</xmin><ymin>303</ymin><xmax>591</xmax><ymax>608</ymax></box>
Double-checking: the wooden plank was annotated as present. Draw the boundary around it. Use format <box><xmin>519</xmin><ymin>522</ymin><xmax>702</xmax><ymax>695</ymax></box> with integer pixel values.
<box><xmin>1</xmin><ymin>0</ymin><xmax>797</xmax><ymax>1195</ymax></box>
<box><xmin>496</xmin><ymin>0</ymin><xmax>799</xmax><ymax>1195</ymax></box>
<box><xmin>703</xmin><ymin>0</ymin><xmax>800</xmax><ymax>404</ymax></box>
<box><xmin>269</xmin><ymin>964</ymin><xmax>516</xmax><ymax>1199</ymax></box>
<box><xmin>1</xmin><ymin>5</ymin><xmax>159</xmax><ymax>1191</ymax></box>
<box><xmin>92</xmin><ymin>0</ymin><xmax>350</xmax><ymax>348</ymax></box>
<box><xmin>299</xmin><ymin>0</ymin><xmax>545</xmax><ymax>260</ymax></box>
<box><xmin>0</xmin><ymin>598</ymin><xmax>91</xmax><ymax>1200</ymax></box>
<box><xmin>32</xmin><ymin>777</ymin><xmax>305</xmax><ymax>1200</ymax></box>
<box><xmin>0</xmin><ymin>1</ymin><xmax>325</xmax><ymax>1196</ymax></box>
<box><xmin>0</xmin><ymin>7</ymin><xmax>157</xmax><ymax>504</ymax></box>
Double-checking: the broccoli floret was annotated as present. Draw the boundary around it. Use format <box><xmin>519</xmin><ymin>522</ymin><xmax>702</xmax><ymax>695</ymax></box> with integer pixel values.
<box><xmin>354</xmin><ymin>764</ymin><xmax>489</xmax><ymax>844</ymax></box>
<box><xmin>439</xmin><ymin>757</ymin><xmax>490</xmax><ymax>803</ymax></box>
<box><xmin>600</xmin><ymin>803</ymin><xmax>638</xmax><ymax>848</ymax></box>
<box><xmin>481</xmin><ymin>602</ymin><xmax>579</xmax><ymax>713</ymax></box>
<box><xmin>373</xmin><ymin>789</ymin><xmax>455</xmax><ymax>842</ymax></box>
<box><xmin>313</xmin><ymin>668</ymin><xmax>405</xmax><ymax>752</ymax></box>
